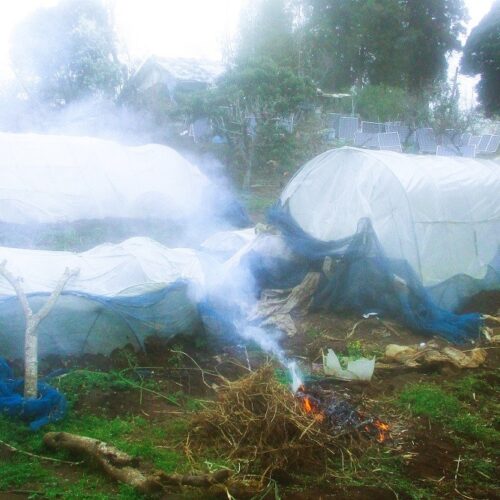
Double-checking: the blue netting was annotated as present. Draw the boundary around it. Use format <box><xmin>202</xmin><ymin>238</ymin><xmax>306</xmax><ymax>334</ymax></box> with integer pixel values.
<box><xmin>216</xmin><ymin>195</ymin><xmax>252</xmax><ymax>229</ymax></box>
<box><xmin>0</xmin><ymin>357</ymin><xmax>67</xmax><ymax>431</ymax></box>
<box><xmin>267</xmin><ymin>204</ymin><xmax>482</xmax><ymax>343</ymax></box>
<box><xmin>0</xmin><ymin>282</ymin><xmax>200</xmax><ymax>360</ymax></box>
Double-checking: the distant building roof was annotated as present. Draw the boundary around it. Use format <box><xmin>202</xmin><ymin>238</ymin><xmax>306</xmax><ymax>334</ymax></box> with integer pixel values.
<box><xmin>123</xmin><ymin>56</ymin><xmax>225</xmax><ymax>99</ymax></box>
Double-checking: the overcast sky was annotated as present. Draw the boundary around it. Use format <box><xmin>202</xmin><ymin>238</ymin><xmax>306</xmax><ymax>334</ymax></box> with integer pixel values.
<box><xmin>0</xmin><ymin>0</ymin><xmax>494</xmax><ymax>103</ymax></box>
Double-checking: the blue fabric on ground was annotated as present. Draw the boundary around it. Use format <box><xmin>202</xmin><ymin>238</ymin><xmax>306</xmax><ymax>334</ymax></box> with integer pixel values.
<box><xmin>0</xmin><ymin>357</ymin><xmax>67</xmax><ymax>431</ymax></box>
<box><xmin>267</xmin><ymin>204</ymin><xmax>482</xmax><ymax>343</ymax></box>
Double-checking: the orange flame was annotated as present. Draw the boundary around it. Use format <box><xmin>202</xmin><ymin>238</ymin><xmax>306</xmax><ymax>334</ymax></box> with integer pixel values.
<box><xmin>373</xmin><ymin>419</ymin><xmax>390</xmax><ymax>443</ymax></box>
<box><xmin>301</xmin><ymin>396</ymin><xmax>325</xmax><ymax>422</ymax></box>
<box><xmin>303</xmin><ymin>397</ymin><xmax>313</xmax><ymax>413</ymax></box>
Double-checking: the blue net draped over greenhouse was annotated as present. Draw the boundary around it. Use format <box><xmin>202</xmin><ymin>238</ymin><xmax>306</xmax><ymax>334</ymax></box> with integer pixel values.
<box><xmin>267</xmin><ymin>204</ymin><xmax>482</xmax><ymax>343</ymax></box>
<box><xmin>260</xmin><ymin>147</ymin><xmax>500</xmax><ymax>343</ymax></box>
<box><xmin>0</xmin><ymin>284</ymin><xmax>200</xmax><ymax>361</ymax></box>
<box><xmin>0</xmin><ymin>238</ymin><xmax>203</xmax><ymax>360</ymax></box>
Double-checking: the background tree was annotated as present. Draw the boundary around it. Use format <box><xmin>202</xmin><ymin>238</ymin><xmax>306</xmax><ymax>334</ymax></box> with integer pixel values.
<box><xmin>301</xmin><ymin>0</ymin><xmax>466</xmax><ymax>93</ymax></box>
<box><xmin>181</xmin><ymin>59</ymin><xmax>314</xmax><ymax>189</ymax></box>
<box><xmin>354</xmin><ymin>85</ymin><xmax>419</xmax><ymax>122</ymax></box>
<box><xmin>302</xmin><ymin>0</ymin><xmax>404</xmax><ymax>90</ymax></box>
<box><xmin>235</xmin><ymin>0</ymin><xmax>297</xmax><ymax>70</ymax></box>
<box><xmin>403</xmin><ymin>0</ymin><xmax>467</xmax><ymax>93</ymax></box>
<box><xmin>461</xmin><ymin>1</ymin><xmax>500</xmax><ymax>116</ymax></box>
<box><xmin>10</xmin><ymin>0</ymin><xmax>125</xmax><ymax>107</ymax></box>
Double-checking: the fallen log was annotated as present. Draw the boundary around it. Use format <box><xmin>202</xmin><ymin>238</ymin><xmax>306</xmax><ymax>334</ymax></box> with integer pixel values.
<box><xmin>43</xmin><ymin>431</ymin><xmax>231</xmax><ymax>495</ymax></box>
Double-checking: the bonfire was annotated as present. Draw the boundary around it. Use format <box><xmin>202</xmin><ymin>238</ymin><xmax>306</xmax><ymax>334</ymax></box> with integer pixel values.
<box><xmin>191</xmin><ymin>364</ymin><xmax>389</xmax><ymax>474</ymax></box>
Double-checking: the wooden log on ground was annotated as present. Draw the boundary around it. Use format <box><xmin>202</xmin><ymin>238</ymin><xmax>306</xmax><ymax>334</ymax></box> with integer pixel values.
<box><xmin>43</xmin><ymin>431</ymin><xmax>231</xmax><ymax>495</ymax></box>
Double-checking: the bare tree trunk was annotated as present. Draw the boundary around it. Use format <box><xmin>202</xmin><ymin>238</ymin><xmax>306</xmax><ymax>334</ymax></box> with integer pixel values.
<box><xmin>242</xmin><ymin>151</ymin><xmax>254</xmax><ymax>191</ymax></box>
<box><xmin>0</xmin><ymin>262</ymin><xmax>78</xmax><ymax>398</ymax></box>
<box><xmin>24</xmin><ymin>317</ymin><xmax>38</xmax><ymax>400</ymax></box>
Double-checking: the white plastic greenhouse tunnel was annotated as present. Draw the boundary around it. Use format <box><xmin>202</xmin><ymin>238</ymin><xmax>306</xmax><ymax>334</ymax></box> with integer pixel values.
<box><xmin>0</xmin><ymin>238</ymin><xmax>204</xmax><ymax>359</ymax></box>
<box><xmin>278</xmin><ymin>147</ymin><xmax>500</xmax><ymax>310</ymax></box>
<box><xmin>0</xmin><ymin>132</ymin><xmax>247</xmax><ymax>248</ymax></box>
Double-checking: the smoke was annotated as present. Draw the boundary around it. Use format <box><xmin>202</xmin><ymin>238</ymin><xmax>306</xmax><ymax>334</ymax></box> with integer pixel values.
<box><xmin>0</xmin><ymin>83</ymin><xmax>297</xmax><ymax>388</ymax></box>
<box><xmin>197</xmin><ymin>233</ymin><xmax>304</xmax><ymax>391</ymax></box>
<box><xmin>240</xmin><ymin>325</ymin><xmax>303</xmax><ymax>391</ymax></box>
<box><xmin>0</xmin><ymin>93</ymin><xmax>249</xmax><ymax>251</ymax></box>
<box><xmin>0</xmin><ymin>87</ymin><xmax>163</xmax><ymax>143</ymax></box>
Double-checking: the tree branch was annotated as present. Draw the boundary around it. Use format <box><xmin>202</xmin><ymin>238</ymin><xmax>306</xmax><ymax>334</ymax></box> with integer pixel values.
<box><xmin>0</xmin><ymin>260</ymin><xmax>32</xmax><ymax>320</ymax></box>
<box><xmin>0</xmin><ymin>262</ymin><xmax>79</xmax><ymax>398</ymax></box>
<box><xmin>31</xmin><ymin>267</ymin><xmax>79</xmax><ymax>330</ymax></box>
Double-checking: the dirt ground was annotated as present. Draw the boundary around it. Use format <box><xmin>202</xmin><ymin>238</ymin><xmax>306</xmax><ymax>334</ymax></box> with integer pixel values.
<box><xmin>1</xmin><ymin>308</ymin><xmax>498</xmax><ymax>499</ymax></box>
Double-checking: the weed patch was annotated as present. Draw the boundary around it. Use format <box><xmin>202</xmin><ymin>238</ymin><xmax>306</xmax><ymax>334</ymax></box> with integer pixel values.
<box><xmin>398</xmin><ymin>383</ymin><xmax>500</xmax><ymax>444</ymax></box>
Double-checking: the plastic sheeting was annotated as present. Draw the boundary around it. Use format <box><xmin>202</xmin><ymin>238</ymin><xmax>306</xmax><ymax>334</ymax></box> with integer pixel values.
<box><xmin>0</xmin><ymin>238</ymin><xmax>203</xmax><ymax>359</ymax></box>
<box><xmin>0</xmin><ymin>132</ymin><xmax>216</xmax><ymax>225</ymax></box>
<box><xmin>201</xmin><ymin>228</ymin><xmax>257</xmax><ymax>256</ymax></box>
<box><xmin>280</xmin><ymin>147</ymin><xmax>500</xmax><ymax>289</ymax></box>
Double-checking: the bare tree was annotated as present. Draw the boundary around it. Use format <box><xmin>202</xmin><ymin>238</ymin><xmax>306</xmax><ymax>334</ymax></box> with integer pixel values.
<box><xmin>0</xmin><ymin>262</ymin><xmax>79</xmax><ymax>398</ymax></box>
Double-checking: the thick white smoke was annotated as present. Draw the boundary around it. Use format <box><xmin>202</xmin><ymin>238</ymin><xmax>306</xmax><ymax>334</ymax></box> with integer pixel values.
<box><xmin>0</xmin><ymin>93</ymin><xmax>299</xmax><ymax>388</ymax></box>
<box><xmin>197</xmin><ymin>232</ymin><xmax>304</xmax><ymax>391</ymax></box>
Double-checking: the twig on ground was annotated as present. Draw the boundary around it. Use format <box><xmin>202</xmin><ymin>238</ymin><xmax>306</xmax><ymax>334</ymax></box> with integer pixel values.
<box><xmin>0</xmin><ymin>439</ymin><xmax>82</xmax><ymax>465</ymax></box>
<box><xmin>346</xmin><ymin>320</ymin><xmax>364</xmax><ymax>339</ymax></box>
<box><xmin>170</xmin><ymin>350</ymin><xmax>226</xmax><ymax>389</ymax></box>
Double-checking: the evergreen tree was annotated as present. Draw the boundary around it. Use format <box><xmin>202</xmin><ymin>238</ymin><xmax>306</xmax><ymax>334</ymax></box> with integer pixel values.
<box><xmin>301</xmin><ymin>0</ymin><xmax>466</xmax><ymax>93</ymax></box>
<box><xmin>461</xmin><ymin>1</ymin><xmax>500</xmax><ymax>116</ymax></box>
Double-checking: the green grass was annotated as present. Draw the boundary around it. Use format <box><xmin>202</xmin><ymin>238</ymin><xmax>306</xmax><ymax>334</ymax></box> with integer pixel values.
<box><xmin>327</xmin><ymin>375</ymin><xmax>500</xmax><ymax>499</ymax></box>
<box><xmin>0</xmin><ymin>409</ymin><xmax>194</xmax><ymax>498</ymax></box>
<box><xmin>447</xmin><ymin>373</ymin><xmax>497</xmax><ymax>403</ymax></box>
<box><xmin>241</xmin><ymin>192</ymin><xmax>275</xmax><ymax>215</ymax></box>
<box><xmin>0</xmin><ymin>458</ymin><xmax>52</xmax><ymax>491</ymax></box>
<box><xmin>327</xmin><ymin>450</ymin><xmax>433</xmax><ymax>500</ymax></box>
<box><xmin>398</xmin><ymin>382</ymin><xmax>500</xmax><ymax>445</ymax></box>
<box><xmin>52</xmin><ymin>368</ymin><xmax>183</xmax><ymax>407</ymax></box>
<box><xmin>58</xmin><ymin>413</ymin><xmax>190</xmax><ymax>472</ymax></box>
<box><xmin>53</xmin><ymin>370</ymin><xmax>129</xmax><ymax>403</ymax></box>
<box><xmin>0</xmin><ymin>366</ymin><xmax>213</xmax><ymax>499</ymax></box>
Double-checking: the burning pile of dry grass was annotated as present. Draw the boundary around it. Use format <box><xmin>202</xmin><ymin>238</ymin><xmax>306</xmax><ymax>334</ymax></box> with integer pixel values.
<box><xmin>190</xmin><ymin>365</ymin><xmax>341</xmax><ymax>472</ymax></box>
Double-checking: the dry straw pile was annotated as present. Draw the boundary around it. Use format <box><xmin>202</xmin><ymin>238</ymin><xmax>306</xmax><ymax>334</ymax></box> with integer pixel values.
<box><xmin>190</xmin><ymin>365</ymin><xmax>342</xmax><ymax>473</ymax></box>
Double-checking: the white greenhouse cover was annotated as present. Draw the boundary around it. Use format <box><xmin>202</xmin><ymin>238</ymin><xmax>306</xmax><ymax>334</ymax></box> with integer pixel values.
<box><xmin>0</xmin><ymin>132</ymin><xmax>212</xmax><ymax>224</ymax></box>
<box><xmin>0</xmin><ymin>238</ymin><xmax>204</xmax><ymax>359</ymax></box>
<box><xmin>280</xmin><ymin>147</ymin><xmax>500</xmax><ymax>287</ymax></box>
<box><xmin>0</xmin><ymin>237</ymin><xmax>205</xmax><ymax>298</ymax></box>
<box><xmin>201</xmin><ymin>228</ymin><xmax>257</xmax><ymax>254</ymax></box>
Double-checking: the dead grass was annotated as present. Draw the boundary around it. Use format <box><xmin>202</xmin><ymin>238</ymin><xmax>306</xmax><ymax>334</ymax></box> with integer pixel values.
<box><xmin>190</xmin><ymin>364</ymin><xmax>345</xmax><ymax>474</ymax></box>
